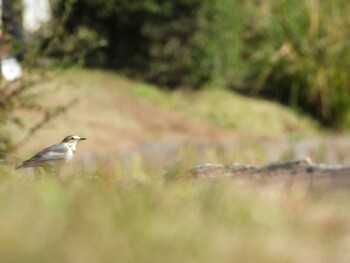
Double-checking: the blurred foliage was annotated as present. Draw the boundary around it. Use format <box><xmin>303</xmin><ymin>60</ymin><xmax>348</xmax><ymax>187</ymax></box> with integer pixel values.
<box><xmin>0</xmin><ymin>76</ymin><xmax>76</xmax><ymax>157</ymax></box>
<box><xmin>48</xmin><ymin>0</ymin><xmax>350</xmax><ymax>127</ymax></box>
<box><xmin>0</xmin><ymin>1</ymin><xmax>75</xmax><ymax>157</ymax></box>
<box><xmin>130</xmin><ymin>82</ymin><xmax>317</xmax><ymax>138</ymax></box>
<box><xmin>2</xmin><ymin>166</ymin><xmax>350</xmax><ymax>262</ymax></box>
<box><xmin>1</xmin><ymin>0</ymin><xmax>24</xmax><ymax>59</ymax></box>
<box><xmin>49</xmin><ymin>0</ymin><xmax>241</xmax><ymax>88</ymax></box>
<box><xmin>243</xmin><ymin>0</ymin><xmax>350</xmax><ymax>127</ymax></box>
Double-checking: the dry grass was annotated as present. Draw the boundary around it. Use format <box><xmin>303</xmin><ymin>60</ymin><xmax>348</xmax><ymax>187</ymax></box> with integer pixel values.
<box><xmin>5</xmin><ymin>68</ymin><xmax>344</xmax><ymax>262</ymax></box>
<box><xmin>11</xmin><ymin>68</ymin><xmax>317</xmax><ymax>159</ymax></box>
<box><xmin>2</xmin><ymin>168</ymin><xmax>350</xmax><ymax>263</ymax></box>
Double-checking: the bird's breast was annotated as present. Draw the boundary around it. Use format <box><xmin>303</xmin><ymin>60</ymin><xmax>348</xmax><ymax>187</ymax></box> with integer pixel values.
<box><xmin>64</xmin><ymin>149</ymin><xmax>75</xmax><ymax>162</ymax></box>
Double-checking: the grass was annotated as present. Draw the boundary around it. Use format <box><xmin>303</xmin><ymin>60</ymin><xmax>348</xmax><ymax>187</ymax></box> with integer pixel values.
<box><xmin>3</xmin><ymin>2</ymin><xmax>350</xmax><ymax>261</ymax></box>
<box><xmin>130</xmin><ymin>82</ymin><xmax>319</xmax><ymax>138</ymax></box>
<box><xmin>9</xmin><ymin>68</ymin><xmax>319</xmax><ymax>159</ymax></box>
<box><xmin>239</xmin><ymin>0</ymin><xmax>350</xmax><ymax>126</ymax></box>
<box><xmin>4</xmin><ymin>68</ymin><xmax>344</xmax><ymax>262</ymax></box>
<box><xmin>1</xmin><ymin>168</ymin><xmax>350</xmax><ymax>263</ymax></box>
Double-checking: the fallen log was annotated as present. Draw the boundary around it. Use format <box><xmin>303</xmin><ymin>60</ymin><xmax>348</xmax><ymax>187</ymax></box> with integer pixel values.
<box><xmin>190</xmin><ymin>157</ymin><xmax>350</xmax><ymax>191</ymax></box>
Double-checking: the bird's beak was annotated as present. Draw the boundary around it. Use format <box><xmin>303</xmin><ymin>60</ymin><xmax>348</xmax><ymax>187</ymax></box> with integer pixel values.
<box><xmin>79</xmin><ymin>137</ymin><xmax>87</xmax><ymax>141</ymax></box>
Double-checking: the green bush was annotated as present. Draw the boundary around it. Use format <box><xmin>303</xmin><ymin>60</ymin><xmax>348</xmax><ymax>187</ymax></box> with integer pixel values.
<box><xmin>51</xmin><ymin>0</ymin><xmax>242</xmax><ymax>89</ymax></box>
<box><xmin>50</xmin><ymin>0</ymin><xmax>350</xmax><ymax>127</ymax></box>
<box><xmin>242</xmin><ymin>0</ymin><xmax>350</xmax><ymax>126</ymax></box>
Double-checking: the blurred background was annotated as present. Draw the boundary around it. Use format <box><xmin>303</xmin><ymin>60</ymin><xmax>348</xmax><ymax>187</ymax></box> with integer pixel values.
<box><xmin>1</xmin><ymin>0</ymin><xmax>350</xmax><ymax>161</ymax></box>
<box><xmin>1</xmin><ymin>1</ymin><xmax>350</xmax><ymax>262</ymax></box>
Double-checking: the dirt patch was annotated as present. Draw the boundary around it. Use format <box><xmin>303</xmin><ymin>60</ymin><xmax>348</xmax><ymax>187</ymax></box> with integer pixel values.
<box><xmin>14</xmin><ymin>70</ymin><xmax>237</xmax><ymax>156</ymax></box>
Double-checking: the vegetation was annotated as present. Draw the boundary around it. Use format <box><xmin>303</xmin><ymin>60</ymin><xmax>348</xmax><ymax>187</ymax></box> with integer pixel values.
<box><xmin>1</xmin><ymin>167</ymin><xmax>350</xmax><ymax>263</ymax></box>
<box><xmin>8</xmin><ymin>69</ymin><xmax>316</xmax><ymax>153</ymax></box>
<box><xmin>49</xmin><ymin>0</ymin><xmax>239</xmax><ymax>88</ymax></box>
<box><xmin>49</xmin><ymin>0</ymin><xmax>350</xmax><ymax>127</ymax></box>
<box><xmin>243</xmin><ymin>0</ymin><xmax>350</xmax><ymax>127</ymax></box>
<box><xmin>0</xmin><ymin>74</ymin><xmax>72</xmax><ymax>156</ymax></box>
<box><xmin>0</xmin><ymin>0</ymin><xmax>75</xmax><ymax>156</ymax></box>
<box><xmin>1</xmin><ymin>0</ymin><xmax>350</xmax><ymax>261</ymax></box>
<box><xmin>130</xmin><ymin>82</ymin><xmax>318</xmax><ymax>138</ymax></box>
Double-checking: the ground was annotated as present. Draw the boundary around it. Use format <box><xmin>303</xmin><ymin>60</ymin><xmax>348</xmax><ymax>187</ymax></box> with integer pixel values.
<box><xmin>4</xmin><ymin>69</ymin><xmax>350</xmax><ymax>263</ymax></box>
<box><xmin>13</xmin><ymin>69</ymin><xmax>317</xmax><ymax>163</ymax></box>
<box><xmin>14</xmin><ymin>69</ymin><xmax>237</xmax><ymax>155</ymax></box>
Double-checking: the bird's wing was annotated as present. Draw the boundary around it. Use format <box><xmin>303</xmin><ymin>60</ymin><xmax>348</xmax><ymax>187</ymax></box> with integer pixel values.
<box><xmin>16</xmin><ymin>143</ymin><xmax>70</xmax><ymax>169</ymax></box>
<box><xmin>26</xmin><ymin>144</ymin><xmax>68</xmax><ymax>162</ymax></box>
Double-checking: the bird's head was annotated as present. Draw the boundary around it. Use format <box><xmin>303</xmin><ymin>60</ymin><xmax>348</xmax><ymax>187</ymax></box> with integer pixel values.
<box><xmin>61</xmin><ymin>135</ymin><xmax>87</xmax><ymax>147</ymax></box>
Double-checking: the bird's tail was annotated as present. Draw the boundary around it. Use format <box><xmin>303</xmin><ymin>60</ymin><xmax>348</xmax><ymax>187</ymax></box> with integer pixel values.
<box><xmin>15</xmin><ymin>161</ymin><xmax>27</xmax><ymax>169</ymax></box>
<box><xmin>15</xmin><ymin>163</ymin><xmax>23</xmax><ymax>169</ymax></box>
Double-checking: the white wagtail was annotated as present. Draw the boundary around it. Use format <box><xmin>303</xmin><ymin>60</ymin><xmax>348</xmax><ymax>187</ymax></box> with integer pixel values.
<box><xmin>16</xmin><ymin>135</ymin><xmax>87</xmax><ymax>169</ymax></box>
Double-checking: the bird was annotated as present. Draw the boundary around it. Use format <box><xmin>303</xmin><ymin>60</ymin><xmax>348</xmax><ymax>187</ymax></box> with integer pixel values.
<box><xmin>16</xmin><ymin>135</ymin><xmax>87</xmax><ymax>169</ymax></box>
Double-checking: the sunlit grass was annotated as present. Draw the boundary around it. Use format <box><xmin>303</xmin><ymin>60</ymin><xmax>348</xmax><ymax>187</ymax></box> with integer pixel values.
<box><xmin>1</xmin><ymin>167</ymin><xmax>350</xmax><ymax>263</ymax></box>
<box><xmin>2</xmin><ymin>67</ymin><xmax>347</xmax><ymax>262</ymax></box>
<box><xmin>131</xmin><ymin>83</ymin><xmax>319</xmax><ymax>138</ymax></box>
<box><xmin>242</xmin><ymin>0</ymin><xmax>350</xmax><ymax>126</ymax></box>
<box><xmin>3</xmin><ymin>51</ymin><xmax>345</xmax><ymax>263</ymax></box>
<box><xmin>9</xmin><ymin>68</ymin><xmax>320</xmax><ymax>159</ymax></box>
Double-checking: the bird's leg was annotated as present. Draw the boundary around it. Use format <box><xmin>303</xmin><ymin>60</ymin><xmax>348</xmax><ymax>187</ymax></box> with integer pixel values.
<box><xmin>34</xmin><ymin>167</ymin><xmax>46</xmax><ymax>178</ymax></box>
<box><xmin>42</xmin><ymin>164</ymin><xmax>59</xmax><ymax>176</ymax></box>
